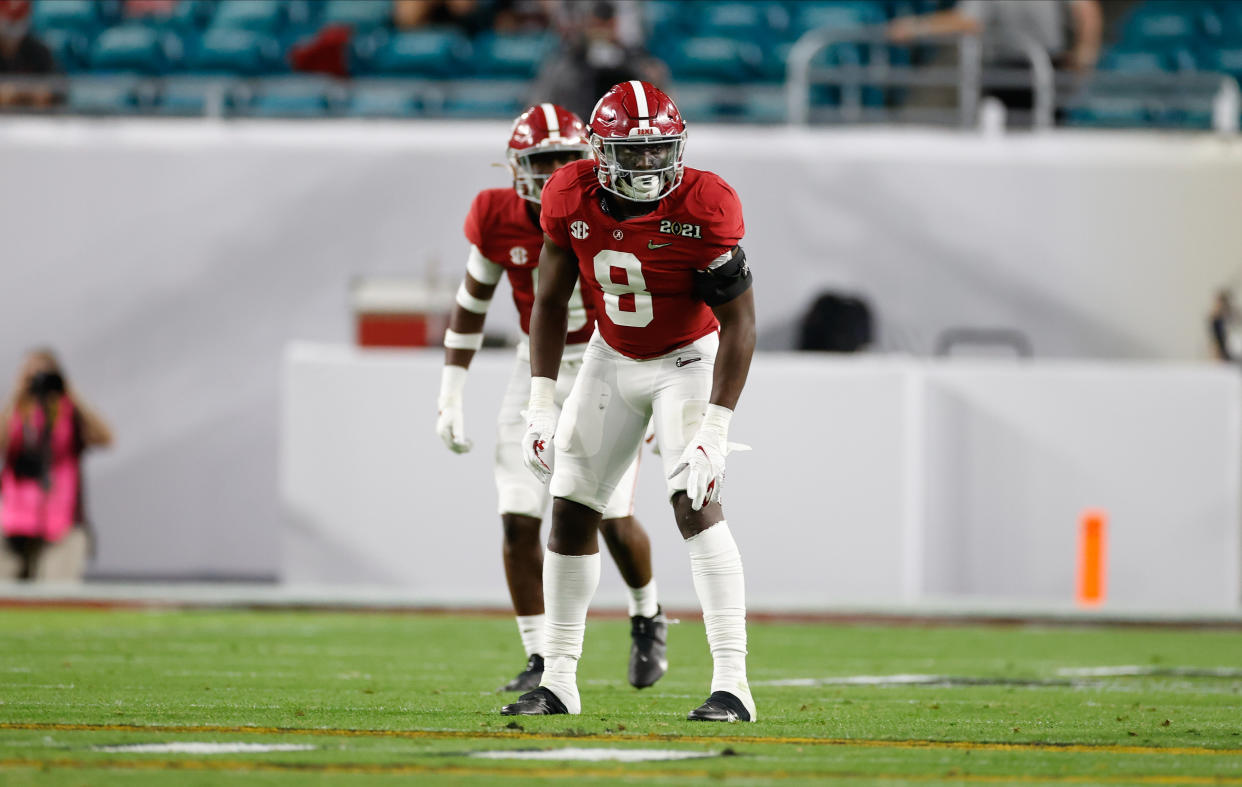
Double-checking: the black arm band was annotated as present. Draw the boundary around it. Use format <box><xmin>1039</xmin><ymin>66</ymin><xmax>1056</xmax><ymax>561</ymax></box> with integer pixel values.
<box><xmin>694</xmin><ymin>246</ymin><xmax>753</xmax><ymax>307</ymax></box>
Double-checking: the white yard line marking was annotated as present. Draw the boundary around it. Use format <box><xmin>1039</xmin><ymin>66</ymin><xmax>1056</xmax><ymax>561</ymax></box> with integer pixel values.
<box><xmin>1057</xmin><ymin>666</ymin><xmax>1242</xmax><ymax>678</ymax></box>
<box><xmin>92</xmin><ymin>742</ymin><xmax>316</xmax><ymax>754</ymax></box>
<box><xmin>470</xmin><ymin>747</ymin><xmax>715</xmax><ymax>762</ymax></box>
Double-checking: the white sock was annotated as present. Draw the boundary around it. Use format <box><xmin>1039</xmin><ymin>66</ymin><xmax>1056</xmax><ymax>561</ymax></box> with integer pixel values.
<box><xmin>686</xmin><ymin>521</ymin><xmax>756</xmax><ymax>721</ymax></box>
<box><xmin>538</xmin><ymin>551</ymin><xmax>600</xmax><ymax>715</ymax></box>
<box><xmin>515</xmin><ymin>614</ymin><xmax>544</xmax><ymax>658</ymax></box>
<box><xmin>627</xmin><ymin>578</ymin><xmax>659</xmax><ymax>618</ymax></box>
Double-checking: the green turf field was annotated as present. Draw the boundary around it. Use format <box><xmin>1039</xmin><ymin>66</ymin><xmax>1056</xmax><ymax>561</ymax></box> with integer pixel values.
<box><xmin>1</xmin><ymin>607</ymin><xmax>1241</xmax><ymax>785</ymax></box>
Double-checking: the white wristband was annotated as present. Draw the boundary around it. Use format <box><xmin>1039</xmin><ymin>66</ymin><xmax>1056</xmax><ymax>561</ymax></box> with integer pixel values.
<box><xmin>439</xmin><ymin>365</ymin><xmax>468</xmax><ymax>404</ymax></box>
<box><xmin>444</xmin><ymin>330</ymin><xmax>484</xmax><ymax>351</ymax></box>
<box><xmin>529</xmin><ymin>376</ymin><xmax>556</xmax><ymax>411</ymax></box>
<box><xmin>698</xmin><ymin>403</ymin><xmax>733</xmax><ymax>440</ymax></box>
<box><xmin>456</xmin><ymin>281</ymin><xmax>491</xmax><ymax>314</ymax></box>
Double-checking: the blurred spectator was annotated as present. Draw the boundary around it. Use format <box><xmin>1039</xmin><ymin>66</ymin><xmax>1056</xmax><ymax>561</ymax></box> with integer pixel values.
<box><xmin>531</xmin><ymin>0</ymin><xmax>666</xmax><ymax>121</ymax></box>
<box><xmin>1209</xmin><ymin>290</ymin><xmax>1237</xmax><ymax>362</ymax></box>
<box><xmin>888</xmin><ymin>0</ymin><xmax>1102</xmax><ymax>121</ymax></box>
<box><xmin>0</xmin><ymin>0</ymin><xmax>57</xmax><ymax>110</ymax></box>
<box><xmin>122</xmin><ymin>0</ymin><xmax>180</xmax><ymax>20</ymax></box>
<box><xmin>492</xmin><ymin>0</ymin><xmax>553</xmax><ymax>34</ymax></box>
<box><xmin>290</xmin><ymin>24</ymin><xmax>353</xmax><ymax>78</ymax></box>
<box><xmin>1</xmin><ymin>349</ymin><xmax>112</xmax><ymax>582</ymax></box>
<box><xmin>394</xmin><ymin>0</ymin><xmax>493</xmax><ymax>36</ymax></box>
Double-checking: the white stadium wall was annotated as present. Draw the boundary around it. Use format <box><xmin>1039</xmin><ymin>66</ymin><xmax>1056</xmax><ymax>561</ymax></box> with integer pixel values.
<box><xmin>1</xmin><ymin>119</ymin><xmax>1241</xmax><ymax>607</ymax></box>
<box><xmin>283</xmin><ymin>345</ymin><xmax>1242</xmax><ymax>612</ymax></box>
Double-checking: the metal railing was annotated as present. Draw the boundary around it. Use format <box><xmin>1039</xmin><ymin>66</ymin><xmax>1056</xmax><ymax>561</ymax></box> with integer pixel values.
<box><xmin>785</xmin><ymin>25</ymin><xmax>1242</xmax><ymax>132</ymax></box>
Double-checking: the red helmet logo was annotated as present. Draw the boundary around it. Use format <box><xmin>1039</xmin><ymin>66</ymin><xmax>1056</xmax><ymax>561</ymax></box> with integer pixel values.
<box><xmin>506</xmin><ymin>103</ymin><xmax>590</xmax><ymax>204</ymax></box>
<box><xmin>588</xmin><ymin>81</ymin><xmax>687</xmax><ymax>202</ymax></box>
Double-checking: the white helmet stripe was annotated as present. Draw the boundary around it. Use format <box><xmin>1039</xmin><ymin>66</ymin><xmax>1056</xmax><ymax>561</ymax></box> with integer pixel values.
<box><xmin>540</xmin><ymin>103</ymin><xmax>561</xmax><ymax>140</ymax></box>
<box><xmin>629</xmin><ymin>80</ymin><xmax>650</xmax><ymax>128</ymax></box>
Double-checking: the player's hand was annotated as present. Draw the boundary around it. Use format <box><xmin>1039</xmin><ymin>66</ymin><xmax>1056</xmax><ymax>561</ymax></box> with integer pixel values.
<box><xmin>521</xmin><ymin>407</ymin><xmax>557</xmax><ymax>483</ymax></box>
<box><xmin>669</xmin><ymin>404</ymin><xmax>734</xmax><ymax>511</ymax></box>
<box><xmin>521</xmin><ymin>377</ymin><xmax>558</xmax><ymax>484</ymax></box>
<box><xmin>436</xmin><ymin>365</ymin><xmax>472</xmax><ymax>453</ymax></box>
<box><xmin>436</xmin><ymin>400</ymin><xmax>471</xmax><ymax>453</ymax></box>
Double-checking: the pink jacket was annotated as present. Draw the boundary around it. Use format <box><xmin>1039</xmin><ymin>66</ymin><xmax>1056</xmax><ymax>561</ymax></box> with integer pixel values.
<box><xmin>1</xmin><ymin>400</ymin><xmax>81</xmax><ymax>542</ymax></box>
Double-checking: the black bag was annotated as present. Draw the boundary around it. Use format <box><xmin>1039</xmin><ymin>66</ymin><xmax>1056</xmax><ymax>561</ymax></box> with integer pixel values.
<box><xmin>798</xmin><ymin>292</ymin><xmax>873</xmax><ymax>352</ymax></box>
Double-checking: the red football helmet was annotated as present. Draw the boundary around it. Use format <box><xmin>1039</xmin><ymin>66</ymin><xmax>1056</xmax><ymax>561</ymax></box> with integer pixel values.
<box><xmin>588</xmin><ymin>80</ymin><xmax>687</xmax><ymax>203</ymax></box>
<box><xmin>506</xmin><ymin>103</ymin><xmax>590</xmax><ymax>204</ymax></box>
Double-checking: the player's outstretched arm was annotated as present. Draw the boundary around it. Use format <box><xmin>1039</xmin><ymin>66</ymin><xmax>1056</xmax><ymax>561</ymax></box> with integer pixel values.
<box><xmin>522</xmin><ymin>234</ymin><xmax>580</xmax><ymax>482</ymax></box>
<box><xmin>671</xmin><ymin>248</ymin><xmax>756</xmax><ymax>510</ymax></box>
<box><xmin>436</xmin><ymin>250</ymin><xmax>501</xmax><ymax>454</ymax></box>
<box><xmin>528</xmin><ymin>234</ymin><xmax>579</xmax><ymax>379</ymax></box>
<box><xmin>707</xmin><ymin>285</ymin><xmax>756</xmax><ymax>412</ymax></box>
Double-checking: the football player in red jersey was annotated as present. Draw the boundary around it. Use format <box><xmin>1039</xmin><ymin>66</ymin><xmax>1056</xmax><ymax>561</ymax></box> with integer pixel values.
<box><xmin>501</xmin><ymin>82</ymin><xmax>757</xmax><ymax>722</ymax></box>
<box><xmin>437</xmin><ymin>103</ymin><xmax>667</xmax><ymax>693</ymax></box>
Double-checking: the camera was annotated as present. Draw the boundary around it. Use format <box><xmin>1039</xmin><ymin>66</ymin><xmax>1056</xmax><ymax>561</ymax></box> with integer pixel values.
<box><xmin>27</xmin><ymin>370</ymin><xmax>65</xmax><ymax>399</ymax></box>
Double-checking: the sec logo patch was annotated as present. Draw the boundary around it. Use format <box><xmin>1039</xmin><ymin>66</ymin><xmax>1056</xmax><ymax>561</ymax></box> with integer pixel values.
<box><xmin>570</xmin><ymin>221</ymin><xmax>590</xmax><ymax>240</ymax></box>
<box><xmin>509</xmin><ymin>246</ymin><xmax>528</xmax><ymax>265</ymax></box>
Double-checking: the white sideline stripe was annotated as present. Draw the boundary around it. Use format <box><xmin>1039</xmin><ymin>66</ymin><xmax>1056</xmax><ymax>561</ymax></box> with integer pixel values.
<box><xmin>93</xmin><ymin>742</ymin><xmax>317</xmax><ymax>754</ymax></box>
<box><xmin>471</xmin><ymin>748</ymin><xmax>715</xmax><ymax>762</ymax></box>
<box><xmin>1057</xmin><ymin>665</ymin><xmax>1242</xmax><ymax>678</ymax></box>
<box><xmin>629</xmin><ymin>80</ymin><xmax>650</xmax><ymax>128</ymax></box>
<box><xmin>755</xmin><ymin>674</ymin><xmax>947</xmax><ymax>687</ymax></box>
<box><xmin>540</xmin><ymin>103</ymin><xmax>561</xmax><ymax>140</ymax></box>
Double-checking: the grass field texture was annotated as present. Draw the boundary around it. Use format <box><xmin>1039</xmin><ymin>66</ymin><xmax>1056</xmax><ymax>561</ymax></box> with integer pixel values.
<box><xmin>2</xmin><ymin>607</ymin><xmax>1241</xmax><ymax>785</ymax></box>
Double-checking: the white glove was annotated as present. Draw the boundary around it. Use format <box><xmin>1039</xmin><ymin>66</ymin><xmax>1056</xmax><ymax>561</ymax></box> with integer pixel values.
<box><xmin>436</xmin><ymin>365</ymin><xmax>472</xmax><ymax>453</ymax></box>
<box><xmin>669</xmin><ymin>404</ymin><xmax>733</xmax><ymax>511</ymax></box>
<box><xmin>521</xmin><ymin>376</ymin><xmax>558</xmax><ymax>484</ymax></box>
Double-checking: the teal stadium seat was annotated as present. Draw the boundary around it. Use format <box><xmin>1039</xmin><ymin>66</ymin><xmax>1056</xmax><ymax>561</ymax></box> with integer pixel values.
<box><xmin>31</xmin><ymin>0</ymin><xmax>104</xmax><ymax>35</ymax></box>
<box><xmin>187</xmin><ymin>28</ymin><xmax>285</xmax><ymax>75</ymax></box>
<box><xmin>699</xmin><ymin>2</ymin><xmax>790</xmax><ymax>43</ymax></box>
<box><xmin>441</xmin><ymin>82</ymin><xmax>524</xmax><ymax>118</ymax></box>
<box><xmin>662</xmin><ymin>85</ymin><xmax>723</xmax><ymax>123</ymax></box>
<box><xmin>642</xmin><ymin>0</ymin><xmax>687</xmax><ymax>44</ymax></box>
<box><xmin>39</xmin><ymin>28</ymin><xmax>90</xmax><ymax>72</ymax></box>
<box><xmin>321</xmin><ymin>0</ymin><xmax>393</xmax><ymax>30</ymax></box>
<box><xmin>211</xmin><ymin>0</ymin><xmax>287</xmax><ymax>34</ymax></box>
<box><xmin>738</xmin><ymin>89</ymin><xmax>787</xmax><ymax>123</ymax></box>
<box><xmin>792</xmin><ymin>2</ymin><xmax>886</xmax><ymax>37</ymax></box>
<box><xmin>154</xmin><ymin>78</ymin><xmax>234</xmax><ymax>115</ymax></box>
<box><xmin>67</xmin><ymin>80</ymin><xmax>137</xmax><ymax>114</ymax></box>
<box><xmin>1065</xmin><ymin>96</ymin><xmax>1152</xmax><ymax>128</ymax></box>
<box><xmin>473</xmin><ymin>32</ymin><xmax>555</xmax><ymax>79</ymax></box>
<box><xmin>131</xmin><ymin>0</ymin><xmax>214</xmax><ymax>32</ymax></box>
<box><xmin>1099</xmin><ymin>48</ymin><xmax>1173</xmax><ymax>73</ymax></box>
<box><xmin>666</xmin><ymin>37</ymin><xmax>763</xmax><ymax>83</ymax></box>
<box><xmin>90</xmin><ymin>25</ymin><xmax>183</xmax><ymax>74</ymax></box>
<box><xmin>1197</xmin><ymin>46</ymin><xmax>1242</xmax><ymax>80</ymax></box>
<box><xmin>1221</xmin><ymin>3</ymin><xmax>1242</xmax><ymax>38</ymax></box>
<box><xmin>247</xmin><ymin>80</ymin><xmax>335</xmax><ymax>117</ymax></box>
<box><xmin>346</xmin><ymin>84</ymin><xmax>421</xmax><ymax>117</ymax></box>
<box><xmin>368</xmin><ymin>30</ymin><xmax>470</xmax><ymax>77</ymax></box>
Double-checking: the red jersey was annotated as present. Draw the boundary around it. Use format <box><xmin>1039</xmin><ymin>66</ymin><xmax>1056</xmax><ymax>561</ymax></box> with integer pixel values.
<box><xmin>540</xmin><ymin>159</ymin><xmax>744</xmax><ymax>359</ymax></box>
<box><xmin>463</xmin><ymin>187</ymin><xmax>593</xmax><ymax>343</ymax></box>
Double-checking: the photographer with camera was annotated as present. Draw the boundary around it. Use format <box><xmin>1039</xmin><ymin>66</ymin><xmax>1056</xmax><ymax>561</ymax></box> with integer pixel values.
<box><xmin>0</xmin><ymin>349</ymin><xmax>112</xmax><ymax>581</ymax></box>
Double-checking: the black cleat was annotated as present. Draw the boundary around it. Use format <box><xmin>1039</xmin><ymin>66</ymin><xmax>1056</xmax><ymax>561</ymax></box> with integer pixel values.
<box><xmin>500</xmin><ymin>686</ymin><xmax>569</xmax><ymax>716</ymax></box>
<box><xmin>628</xmin><ymin>607</ymin><xmax>668</xmax><ymax>688</ymax></box>
<box><xmin>687</xmin><ymin>691</ymin><xmax>752</xmax><ymax>722</ymax></box>
<box><xmin>499</xmin><ymin>654</ymin><xmax>544</xmax><ymax>692</ymax></box>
